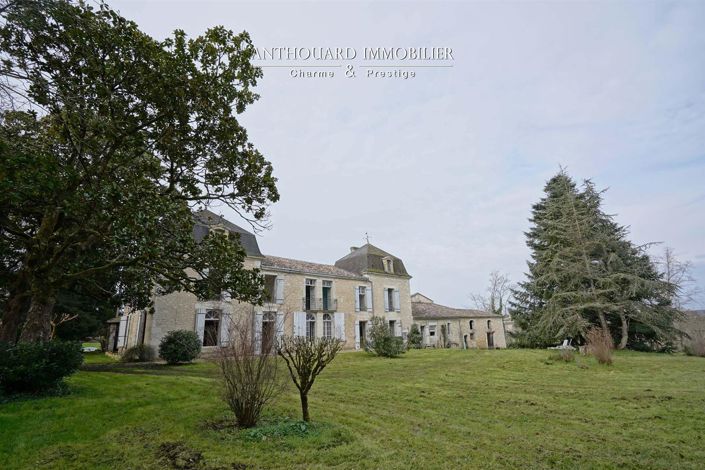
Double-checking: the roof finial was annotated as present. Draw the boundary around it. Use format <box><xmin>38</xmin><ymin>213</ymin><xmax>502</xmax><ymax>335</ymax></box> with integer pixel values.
<box><xmin>365</xmin><ymin>232</ymin><xmax>370</xmax><ymax>244</ymax></box>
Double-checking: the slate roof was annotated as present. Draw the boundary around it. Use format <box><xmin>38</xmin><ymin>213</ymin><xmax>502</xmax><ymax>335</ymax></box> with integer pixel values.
<box><xmin>193</xmin><ymin>210</ymin><xmax>263</xmax><ymax>258</ymax></box>
<box><xmin>262</xmin><ymin>255</ymin><xmax>366</xmax><ymax>280</ymax></box>
<box><xmin>412</xmin><ymin>301</ymin><xmax>501</xmax><ymax>320</ymax></box>
<box><xmin>334</xmin><ymin>243</ymin><xmax>410</xmax><ymax>278</ymax></box>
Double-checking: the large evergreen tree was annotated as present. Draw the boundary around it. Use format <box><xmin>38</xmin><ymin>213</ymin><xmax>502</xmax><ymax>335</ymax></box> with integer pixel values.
<box><xmin>0</xmin><ymin>1</ymin><xmax>278</xmax><ymax>342</ymax></box>
<box><xmin>510</xmin><ymin>171</ymin><xmax>679</xmax><ymax>349</ymax></box>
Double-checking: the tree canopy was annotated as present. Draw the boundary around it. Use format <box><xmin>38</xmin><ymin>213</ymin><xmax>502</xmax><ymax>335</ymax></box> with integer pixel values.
<box><xmin>510</xmin><ymin>170</ymin><xmax>680</xmax><ymax>350</ymax></box>
<box><xmin>0</xmin><ymin>0</ymin><xmax>278</xmax><ymax>342</ymax></box>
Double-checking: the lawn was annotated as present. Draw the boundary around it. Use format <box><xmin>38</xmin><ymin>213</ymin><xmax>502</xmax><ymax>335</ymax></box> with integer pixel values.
<box><xmin>1</xmin><ymin>349</ymin><xmax>704</xmax><ymax>469</ymax></box>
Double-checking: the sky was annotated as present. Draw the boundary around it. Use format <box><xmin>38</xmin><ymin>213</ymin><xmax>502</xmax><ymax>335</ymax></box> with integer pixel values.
<box><xmin>112</xmin><ymin>0</ymin><xmax>705</xmax><ymax>309</ymax></box>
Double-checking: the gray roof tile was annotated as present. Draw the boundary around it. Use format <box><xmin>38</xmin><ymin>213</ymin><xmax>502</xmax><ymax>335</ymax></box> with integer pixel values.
<box><xmin>412</xmin><ymin>301</ymin><xmax>502</xmax><ymax>320</ymax></box>
<box><xmin>193</xmin><ymin>210</ymin><xmax>263</xmax><ymax>258</ymax></box>
<box><xmin>262</xmin><ymin>255</ymin><xmax>366</xmax><ymax>280</ymax></box>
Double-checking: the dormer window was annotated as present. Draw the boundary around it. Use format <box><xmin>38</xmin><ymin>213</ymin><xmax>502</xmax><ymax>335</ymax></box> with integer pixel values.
<box><xmin>383</xmin><ymin>257</ymin><xmax>394</xmax><ymax>273</ymax></box>
<box><xmin>210</xmin><ymin>225</ymin><xmax>229</xmax><ymax>237</ymax></box>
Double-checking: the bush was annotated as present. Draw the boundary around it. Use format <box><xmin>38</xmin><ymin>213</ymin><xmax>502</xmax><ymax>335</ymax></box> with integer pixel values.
<box><xmin>121</xmin><ymin>344</ymin><xmax>156</xmax><ymax>363</ymax></box>
<box><xmin>365</xmin><ymin>316</ymin><xmax>406</xmax><ymax>358</ymax></box>
<box><xmin>548</xmin><ymin>349</ymin><xmax>575</xmax><ymax>362</ymax></box>
<box><xmin>159</xmin><ymin>330</ymin><xmax>201</xmax><ymax>364</ymax></box>
<box><xmin>217</xmin><ymin>320</ymin><xmax>283</xmax><ymax>428</ymax></box>
<box><xmin>684</xmin><ymin>331</ymin><xmax>705</xmax><ymax>357</ymax></box>
<box><xmin>407</xmin><ymin>324</ymin><xmax>422</xmax><ymax>349</ymax></box>
<box><xmin>586</xmin><ymin>327</ymin><xmax>613</xmax><ymax>365</ymax></box>
<box><xmin>0</xmin><ymin>340</ymin><xmax>83</xmax><ymax>395</ymax></box>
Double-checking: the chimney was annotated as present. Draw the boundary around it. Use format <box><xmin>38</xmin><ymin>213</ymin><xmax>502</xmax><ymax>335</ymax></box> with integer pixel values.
<box><xmin>350</xmin><ymin>246</ymin><xmax>358</xmax><ymax>253</ymax></box>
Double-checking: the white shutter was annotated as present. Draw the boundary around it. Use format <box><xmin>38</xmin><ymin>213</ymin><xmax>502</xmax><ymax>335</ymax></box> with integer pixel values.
<box><xmin>293</xmin><ymin>312</ymin><xmax>301</xmax><ymax>336</ymax></box>
<box><xmin>276</xmin><ymin>313</ymin><xmax>285</xmax><ymax>341</ymax></box>
<box><xmin>254</xmin><ymin>312</ymin><xmax>263</xmax><ymax>354</ymax></box>
<box><xmin>275</xmin><ymin>278</ymin><xmax>285</xmax><ymax>304</ymax></box>
<box><xmin>117</xmin><ymin>316</ymin><xmax>128</xmax><ymax>348</ymax></box>
<box><xmin>368</xmin><ymin>286</ymin><xmax>373</xmax><ymax>312</ymax></box>
<box><xmin>354</xmin><ymin>287</ymin><xmax>360</xmax><ymax>311</ymax></box>
<box><xmin>394</xmin><ymin>289</ymin><xmax>401</xmax><ymax>312</ymax></box>
<box><xmin>294</xmin><ymin>312</ymin><xmax>305</xmax><ymax>336</ymax></box>
<box><xmin>354</xmin><ymin>320</ymin><xmax>360</xmax><ymax>350</ymax></box>
<box><xmin>220</xmin><ymin>313</ymin><xmax>232</xmax><ymax>346</ymax></box>
<box><xmin>384</xmin><ymin>289</ymin><xmax>390</xmax><ymax>312</ymax></box>
<box><xmin>334</xmin><ymin>312</ymin><xmax>346</xmax><ymax>341</ymax></box>
<box><xmin>396</xmin><ymin>321</ymin><xmax>402</xmax><ymax>337</ymax></box>
<box><xmin>195</xmin><ymin>308</ymin><xmax>206</xmax><ymax>344</ymax></box>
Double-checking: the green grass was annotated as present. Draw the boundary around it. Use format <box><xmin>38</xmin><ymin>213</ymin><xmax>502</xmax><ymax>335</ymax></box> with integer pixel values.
<box><xmin>1</xmin><ymin>349</ymin><xmax>704</xmax><ymax>469</ymax></box>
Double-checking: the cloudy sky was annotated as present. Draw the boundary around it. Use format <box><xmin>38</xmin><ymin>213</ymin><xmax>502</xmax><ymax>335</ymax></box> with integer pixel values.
<box><xmin>113</xmin><ymin>1</ymin><xmax>705</xmax><ymax>309</ymax></box>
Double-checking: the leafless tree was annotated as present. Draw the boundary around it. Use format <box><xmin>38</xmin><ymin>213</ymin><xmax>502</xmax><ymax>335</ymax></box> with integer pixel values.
<box><xmin>277</xmin><ymin>336</ymin><xmax>343</xmax><ymax>422</ymax></box>
<box><xmin>49</xmin><ymin>311</ymin><xmax>78</xmax><ymax>339</ymax></box>
<box><xmin>470</xmin><ymin>271</ymin><xmax>513</xmax><ymax>315</ymax></box>
<box><xmin>215</xmin><ymin>316</ymin><xmax>285</xmax><ymax>428</ymax></box>
<box><xmin>657</xmin><ymin>247</ymin><xmax>702</xmax><ymax>310</ymax></box>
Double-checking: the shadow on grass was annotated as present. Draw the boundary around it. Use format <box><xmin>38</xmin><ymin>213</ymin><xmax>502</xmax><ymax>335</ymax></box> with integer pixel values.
<box><xmin>80</xmin><ymin>361</ymin><xmax>218</xmax><ymax>379</ymax></box>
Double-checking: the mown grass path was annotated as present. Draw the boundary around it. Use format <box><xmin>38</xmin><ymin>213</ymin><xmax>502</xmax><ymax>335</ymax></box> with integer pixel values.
<box><xmin>1</xmin><ymin>349</ymin><xmax>704</xmax><ymax>469</ymax></box>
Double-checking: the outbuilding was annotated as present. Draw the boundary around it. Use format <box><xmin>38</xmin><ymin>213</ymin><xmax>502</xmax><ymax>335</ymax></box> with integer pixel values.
<box><xmin>411</xmin><ymin>293</ymin><xmax>507</xmax><ymax>349</ymax></box>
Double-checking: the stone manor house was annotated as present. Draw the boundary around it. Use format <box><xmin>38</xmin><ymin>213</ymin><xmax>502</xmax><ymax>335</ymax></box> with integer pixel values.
<box><xmin>111</xmin><ymin>211</ymin><xmax>506</xmax><ymax>354</ymax></box>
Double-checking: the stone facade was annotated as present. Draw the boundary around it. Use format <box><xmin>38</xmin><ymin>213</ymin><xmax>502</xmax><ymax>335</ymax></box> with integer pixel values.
<box><xmin>119</xmin><ymin>211</ymin><xmax>414</xmax><ymax>353</ymax></box>
<box><xmin>411</xmin><ymin>293</ymin><xmax>507</xmax><ymax>349</ymax></box>
<box><xmin>118</xmin><ymin>211</ymin><xmax>505</xmax><ymax>355</ymax></box>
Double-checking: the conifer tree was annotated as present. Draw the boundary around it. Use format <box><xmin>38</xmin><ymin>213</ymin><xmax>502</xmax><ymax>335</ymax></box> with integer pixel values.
<box><xmin>511</xmin><ymin>170</ymin><xmax>680</xmax><ymax>349</ymax></box>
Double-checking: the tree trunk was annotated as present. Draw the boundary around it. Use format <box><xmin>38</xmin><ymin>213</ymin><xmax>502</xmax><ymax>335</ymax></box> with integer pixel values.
<box><xmin>300</xmin><ymin>391</ymin><xmax>310</xmax><ymax>422</ymax></box>
<box><xmin>0</xmin><ymin>274</ymin><xmax>31</xmax><ymax>344</ymax></box>
<box><xmin>597</xmin><ymin>311</ymin><xmax>609</xmax><ymax>333</ymax></box>
<box><xmin>18</xmin><ymin>295</ymin><xmax>56</xmax><ymax>342</ymax></box>
<box><xmin>617</xmin><ymin>313</ymin><xmax>629</xmax><ymax>350</ymax></box>
<box><xmin>0</xmin><ymin>291</ymin><xmax>29</xmax><ymax>343</ymax></box>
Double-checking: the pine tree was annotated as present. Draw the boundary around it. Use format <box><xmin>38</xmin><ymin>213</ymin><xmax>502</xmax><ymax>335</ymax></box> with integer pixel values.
<box><xmin>509</xmin><ymin>171</ymin><xmax>580</xmax><ymax>347</ymax></box>
<box><xmin>511</xmin><ymin>171</ymin><xmax>680</xmax><ymax>349</ymax></box>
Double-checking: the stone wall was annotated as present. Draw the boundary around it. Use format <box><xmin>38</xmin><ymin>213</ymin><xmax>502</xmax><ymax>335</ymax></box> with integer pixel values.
<box><xmin>415</xmin><ymin>316</ymin><xmax>507</xmax><ymax>349</ymax></box>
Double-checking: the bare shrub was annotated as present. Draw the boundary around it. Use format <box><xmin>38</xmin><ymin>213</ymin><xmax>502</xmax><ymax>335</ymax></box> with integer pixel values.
<box><xmin>277</xmin><ymin>336</ymin><xmax>344</xmax><ymax>422</ymax></box>
<box><xmin>684</xmin><ymin>331</ymin><xmax>705</xmax><ymax>357</ymax></box>
<box><xmin>216</xmin><ymin>317</ymin><xmax>284</xmax><ymax>428</ymax></box>
<box><xmin>547</xmin><ymin>348</ymin><xmax>575</xmax><ymax>363</ymax></box>
<box><xmin>586</xmin><ymin>327</ymin><xmax>613</xmax><ymax>365</ymax></box>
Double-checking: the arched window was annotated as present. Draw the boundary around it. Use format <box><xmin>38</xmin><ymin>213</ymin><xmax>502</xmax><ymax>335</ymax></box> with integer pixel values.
<box><xmin>306</xmin><ymin>313</ymin><xmax>316</xmax><ymax>339</ymax></box>
<box><xmin>323</xmin><ymin>313</ymin><xmax>333</xmax><ymax>339</ymax></box>
<box><xmin>487</xmin><ymin>319</ymin><xmax>492</xmax><ymax>329</ymax></box>
<box><xmin>469</xmin><ymin>320</ymin><xmax>474</xmax><ymax>330</ymax></box>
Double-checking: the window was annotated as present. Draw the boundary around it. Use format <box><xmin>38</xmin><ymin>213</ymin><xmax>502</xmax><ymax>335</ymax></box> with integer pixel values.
<box><xmin>262</xmin><ymin>312</ymin><xmax>276</xmax><ymax>354</ymax></box>
<box><xmin>469</xmin><ymin>331</ymin><xmax>475</xmax><ymax>340</ymax></box>
<box><xmin>322</xmin><ymin>280</ymin><xmax>333</xmax><ymax>311</ymax></box>
<box><xmin>428</xmin><ymin>325</ymin><xmax>436</xmax><ymax>337</ymax></box>
<box><xmin>203</xmin><ymin>310</ymin><xmax>221</xmax><ymax>346</ymax></box>
<box><xmin>469</xmin><ymin>320</ymin><xmax>474</xmax><ymax>330</ymax></box>
<box><xmin>323</xmin><ymin>313</ymin><xmax>333</xmax><ymax>339</ymax></box>
<box><xmin>386</xmin><ymin>288</ymin><xmax>394</xmax><ymax>312</ymax></box>
<box><xmin>487</xmin><ymin>320</ymin><xmax>492</xmax><ymax>329</ymax></box>
<box><xmin>358</xmin><ymin>286</ymin><xmax>367</xmax><ymax>311</ymax></box>
<box><xmin>305</xmin><ymin>279</ymin><xmax>316</xmax><ymax>311</ymax></box>
<box><xmin>446</xmin><ymin>322</ymin><xmax>451</xmax><ymax>337</ymax></box>
<box><xmin>383</xmin><ymin>257</ymin><xmax>394</xmax><ymax>273</ymax></box>
<box><xmin>389</xmin><ymin>320</ymin><xmax>396</xmax><ymax>335</ymax></box>
<box><xmin>306</xmin><ymin>313</ymin><xmax>316</xmax><ymax>340</ymax></box>
<box><xmin>263</xmin><ymin>275</ymin><xmax>277</xmax><ymax>303</ymax></box>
